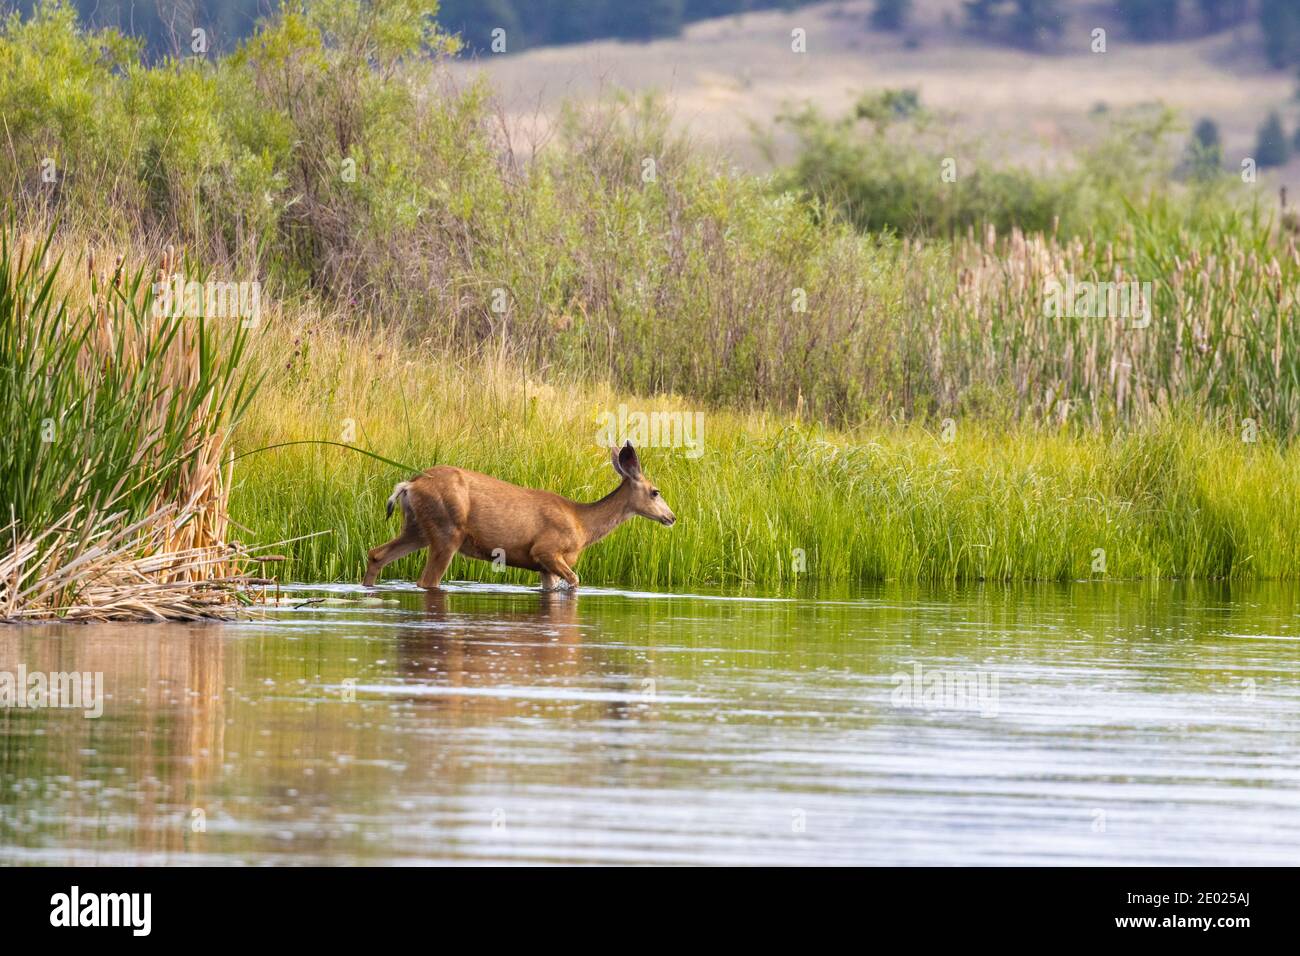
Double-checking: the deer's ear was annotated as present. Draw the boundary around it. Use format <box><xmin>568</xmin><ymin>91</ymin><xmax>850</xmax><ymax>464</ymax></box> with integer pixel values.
<box><xmin>618</xmin><ymin>440</ymin><xmax>642</xmax><ymax>478</ymax></box>
<box><xmin>610</xmin><ymin>446</ymin><xmax>627</xmax><ymax>478</ymax></box>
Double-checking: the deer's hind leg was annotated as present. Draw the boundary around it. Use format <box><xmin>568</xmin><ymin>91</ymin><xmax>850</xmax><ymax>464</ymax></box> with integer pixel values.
<box><xmin>417</xmin><ymin>531</ymin><xmax>463</xmax><ymax>590</ymax></box>
<box><xmin>411</xmin><ymin>498</ymin><xmax>465</xmax><ymax>591</ymax></box>
<box><xmin>407</xmin><ymin>473</ymin><xmax>470</xmax><ymax>590</ymax></box>
<box><xmin>534</xmin><ymin>552</ymin><xmax>579</xmax><ymax>591</ymax></box>
<box><xmin>364</xmin><ymin>520</ymin><xmax>427</xmax><ymax>587</ymax></box>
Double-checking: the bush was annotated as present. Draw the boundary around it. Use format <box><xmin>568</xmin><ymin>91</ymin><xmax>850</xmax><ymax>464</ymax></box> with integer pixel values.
<box><xmin>0</xmin><ymin>229</ymin><xmax>256</xmax><ymax>617</ymax></box>
<box><xmin>1184</xmin><ymin>117</ymin><xmax>1224</xmax><ymax>179</ymax></box>
<box><xmin>870</xmin><ymin>0</ymin><xmax>911</xmax><ymax>31</ymax></box>
<box><xmin>769</xmin><ymin>91</ymin><xmax>1187</xmax><ymax>238</ymax></box>
<box><xmin>4</xmin><ymin>1</ymin><xmax>1298</xmax><ymax>439</ymax></box>
<box><xmin>1262</xmin><ymin>0</ymin><xmax>1300</xmax><ymax>68</ymax></box>
<box><xmin>1255</xmin><ymin>111</ymin><xmax>1291</xmax><ymax>168</ymax></box>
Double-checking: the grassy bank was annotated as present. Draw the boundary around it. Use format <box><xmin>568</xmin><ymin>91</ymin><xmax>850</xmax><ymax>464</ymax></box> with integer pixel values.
<box><xmin>6</xmin><ymin>222</ymin><xmax>1300</xmax><ymax>599</ymax></box>
<box><xmin>12</xmin><ymin>224</ymin><xmax>1298</xmax><ymax>597</ymax></box>
<box><xmin>232</xmin><ymin>316</ymin><xmax>1300</xmax><ymax>587</ymax></box>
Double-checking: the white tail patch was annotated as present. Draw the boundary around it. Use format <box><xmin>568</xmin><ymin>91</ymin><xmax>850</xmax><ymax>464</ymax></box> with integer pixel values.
<box><xmin>386</xmin><ymin>481</ymin><xmax>411</xmax><ymax>519</ymax></box>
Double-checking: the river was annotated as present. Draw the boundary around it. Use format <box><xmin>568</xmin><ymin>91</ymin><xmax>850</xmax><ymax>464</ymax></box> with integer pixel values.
<box><xmin>2</xmin><ymin>581</ymin><xmax>1298</xmax><ymax>864</ymax></box>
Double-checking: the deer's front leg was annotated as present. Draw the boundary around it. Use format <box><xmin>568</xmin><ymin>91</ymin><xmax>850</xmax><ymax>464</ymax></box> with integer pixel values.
<box><xmin>364</xmin><ymin>523</ymin><xmax>426</xmax><ymax>586</ymax></box>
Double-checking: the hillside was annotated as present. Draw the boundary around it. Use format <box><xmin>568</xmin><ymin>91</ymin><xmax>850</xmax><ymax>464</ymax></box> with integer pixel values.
<box><xmin>450</xmin><ymin>0</ymin><xmax>1298</xmax><ymax>179</ymax></box>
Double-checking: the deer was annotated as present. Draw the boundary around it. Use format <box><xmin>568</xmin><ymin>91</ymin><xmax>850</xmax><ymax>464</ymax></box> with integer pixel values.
<box><xmin>362</xmin><ymin>441</ymin><xmax>676</xmax><ymax>591</ymax></box>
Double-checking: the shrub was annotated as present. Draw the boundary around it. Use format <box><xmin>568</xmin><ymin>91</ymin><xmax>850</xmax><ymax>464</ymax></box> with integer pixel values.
<box><xmin>4</xmin><ymin>1</ymin><xmax>1298</xmax><ymax>439</ymax></box>
<box><xmin>870</xmin><ymin>0</ymin><xmax>911</xmax><ymax>31</ymax></box>
<box><xmin>1184</xmin><ymin>117</ymin><xmax>1224</xmax><ymax>179</ymax></box>
<box><xmin>1255</xmin><ymin>111</ymin><xmax>1291</xmax><ymax>167</ymax></box>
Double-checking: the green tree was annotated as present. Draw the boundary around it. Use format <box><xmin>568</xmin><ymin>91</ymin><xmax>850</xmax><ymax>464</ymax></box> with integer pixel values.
<box><xmin>1262</xmin><ymin>0</ymin><xmax>1300</xmax><ymax>68</ymax></box>
<box><xmin>1196</xmin><ymin>0</ymin><xmax>1250</xmax><ymax>31</ymax></box>
<box><xmin>1118</xmin><ymin>0</ymin><xmax>1181</xmax><ymax>40</ymax></box>
<box><xmin>607</xmin><ymin>0</ymin><xmax>685</xmax><ymax>40</ymax></box>
<box><xmin>436</xmin><ymin>0</ymin><xmax>524</xmax><ymax>51</ymax></box>
<box><xmin>1185</xmin><ymin>117</ymin><xmax>1223</xmax><ymax>179</ymax></box>
<box><xmin>1255</xmin><ymin>111</ymin><xmax>1292</xmax><ymax>167</ymax></box>
<box><xmin>1193</xmin><ymin>117</ymin><xmax>1222</xmax><ymax>150</ymax></box>
<box><xmin>962</xmin><ymin>0</ymin><xmax>1063</xmax><ymax>48</ymax></box>
<box><xmin>871</xmin><ymin>0</ymin><xmax>911</xmax><ymax>30</ymax></box>
<box><xmin>1014</xmin><ymin>0</ymin><xmax>1064</xmax><ymax>45</ymax></box>
<box><xmin>963</xmin><ymin>0</ymin><xmax>997</xmax><ymax>33</ymax></box>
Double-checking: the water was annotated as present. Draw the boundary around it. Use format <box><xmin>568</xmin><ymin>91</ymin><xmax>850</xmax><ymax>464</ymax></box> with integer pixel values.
<box><xmin>2</xmin><ymin>581</ymin><xmax>1299</xmax><ymax>865</ymax></box>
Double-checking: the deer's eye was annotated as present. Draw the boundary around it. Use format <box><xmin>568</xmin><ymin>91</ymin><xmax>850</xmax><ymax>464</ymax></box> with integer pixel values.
<box><xmin>650</xmin><ymin>489</ymin><xmax>660</xmax><ymax>497</ymax></box>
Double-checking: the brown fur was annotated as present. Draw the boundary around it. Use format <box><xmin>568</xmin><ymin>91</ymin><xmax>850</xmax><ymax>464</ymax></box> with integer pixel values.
<box><xmin>363</xmin><ymin>442</ymin><xmax>675</xmax><ymax>590</ymax></box>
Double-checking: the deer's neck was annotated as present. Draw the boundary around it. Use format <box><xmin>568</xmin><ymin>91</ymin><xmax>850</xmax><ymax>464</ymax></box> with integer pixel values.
<box><xmin>576</xmin><ymin>481</ymin><xmax>632</xmax><ymax>547</ymax></box>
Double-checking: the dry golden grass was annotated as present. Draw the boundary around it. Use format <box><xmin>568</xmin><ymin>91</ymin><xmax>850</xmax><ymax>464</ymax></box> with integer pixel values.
<box><xmin>0</xmin><ymin>504</ymin><xmax>275</xmax><ymax>622</ymax></box>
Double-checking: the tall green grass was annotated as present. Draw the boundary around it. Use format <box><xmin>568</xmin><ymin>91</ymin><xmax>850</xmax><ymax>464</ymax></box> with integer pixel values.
<box><xmin>922</xmin><ymin>208</ymin><xmax>1300</xmax><ymax>437</ymax></box>
<box><xmin>1</xmin><ymin>232</ymin><xmax>256</xmax><ymax>530</ymax></box>
<box><xmin>0</xmin><ymin>230</ymin><xmax>258</xmax><ymax>617</ymax></box>
<box><xmin>230</xmin><ymin>320</ymin><xmax>1300</xmax><ymax>587</ymax></box>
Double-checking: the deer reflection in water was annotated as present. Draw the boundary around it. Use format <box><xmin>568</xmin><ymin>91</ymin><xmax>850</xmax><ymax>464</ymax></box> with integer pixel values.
<box><xmin>390</xmin><ymin>590</ymin><xmax>648</xmax><ymax>722</ymax></box>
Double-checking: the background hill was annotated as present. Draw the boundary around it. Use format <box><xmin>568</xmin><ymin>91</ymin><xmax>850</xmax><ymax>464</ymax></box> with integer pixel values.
<box><xmin>32</xmin><ymin>1</ymin><xmax>1300</xmax><ymax>176</ymax></box>
<box><xmin>448</xmin><ymin>0</ymin><xmax>1300</xmax><ymax>174</ymax></box>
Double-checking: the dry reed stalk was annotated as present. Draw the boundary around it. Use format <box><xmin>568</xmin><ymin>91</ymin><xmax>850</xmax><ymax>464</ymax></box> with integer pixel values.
<box><xmin>3</xmin><ymin>229</ymin><xmax>260</xmax><ymax>620</ymax></box>
<box><xmin>0</xmin><ymin>503</ymin><xmax>274</xmax><ymax>622</ymax></box>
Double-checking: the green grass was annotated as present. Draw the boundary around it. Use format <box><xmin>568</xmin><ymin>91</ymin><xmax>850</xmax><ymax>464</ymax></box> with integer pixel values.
<box><xmin>0</xmin><ymin>230</ymin><xmax>254</xmax><ymax>534</ymax></box>
<box><xmin>229</xmin><ymin>322</ymin><xmax>1300</xmax><ymax>587</ymax></box>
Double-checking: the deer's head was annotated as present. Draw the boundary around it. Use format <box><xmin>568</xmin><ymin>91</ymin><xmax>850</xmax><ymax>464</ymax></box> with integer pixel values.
<box><xmin>611</xmin><ymin>441</ymin><xmax>676</xmax><ymax>526</ymax></box>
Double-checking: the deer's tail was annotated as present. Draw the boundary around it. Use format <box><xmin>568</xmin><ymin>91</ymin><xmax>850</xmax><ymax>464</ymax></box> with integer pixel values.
<box><xmin>385</xmin><ymin>481</ymin><xmax>412</xmax><ymax>520</ymax></box>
